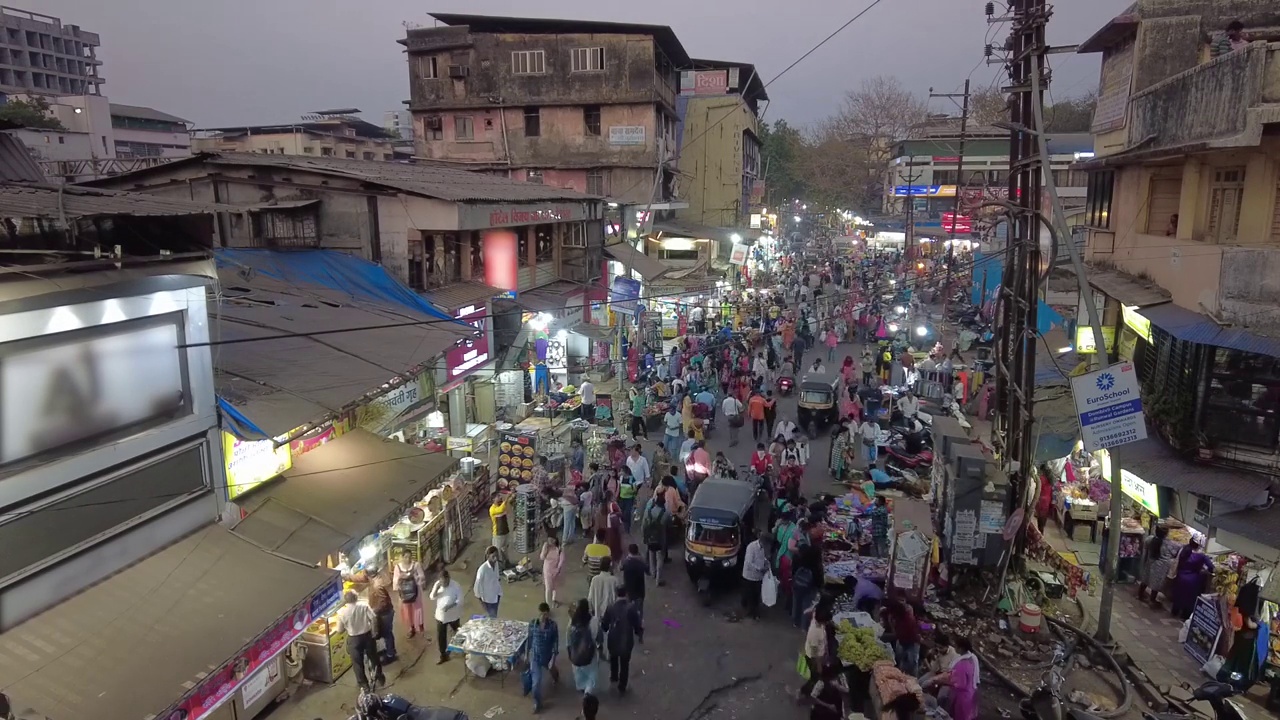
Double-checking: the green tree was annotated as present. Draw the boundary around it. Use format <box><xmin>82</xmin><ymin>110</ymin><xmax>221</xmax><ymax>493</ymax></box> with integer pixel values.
<box><xmin>1045</xmin><ymin>92</ymin><xmax>1097</xmax><ymax>133</ymax></box>
<box><xmin>0</xmin><ymin>96</ymin><xmax>65</xmax><ymax>130</ymax></box>
<box><xmin>760</xmin><ymin>119</ymin><xmax>809</xmax><ymax>205</ymax></box>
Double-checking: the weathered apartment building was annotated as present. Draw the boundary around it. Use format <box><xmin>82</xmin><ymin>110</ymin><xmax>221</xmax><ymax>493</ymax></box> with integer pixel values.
<box><xmin>675</xmin><ymin>60</ymin><xmax>767</xmax><ymax>227</ymax></box>
<box><xmin>191</xmin><ymin>110</ymin><xmax>402</xmax><ymax>161</ymax></box>
<box><xmin>399</xmin><ymin>14</ymin><xmax>688</xmax><ymax>205</ymax></box>
<box><xmin>0</xmin><ymin>6</ymin><xmax>101</xmax><ymax>95</ymax></box>
<box><xmin>1072</xmin><ymin>0</ymin><xmax>1280</xmax><ymax>556</ymax></box>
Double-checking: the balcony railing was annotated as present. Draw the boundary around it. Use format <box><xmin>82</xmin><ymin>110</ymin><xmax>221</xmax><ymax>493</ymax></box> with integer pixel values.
<box><xmin>1127</xmin><ymin>42</ymin><xmax>1279</xmax><ymax>152</ymax></box>
<box><xmin>654</xmin><ymin>72</ymin><xmax>676</xmax><ymax>108</ymax></box>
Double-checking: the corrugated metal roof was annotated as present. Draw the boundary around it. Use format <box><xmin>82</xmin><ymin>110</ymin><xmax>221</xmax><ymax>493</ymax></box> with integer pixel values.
<box><xmin>1087</xmin><ymin>267</ymin><xmax>1171</xmax><ymax>307</ymax></box>
<box><xmin>108</xmin><ymin>103</ymin><xmax>191</xmax><ymax>125</ymax></box>
<box><xmin>514</xmin><ymin>280</ymin><xmax>584</xmax><ymax>314</ymax></box>
<box><xmin>0</xmin><ymin>183</ymin><xmax>235</xmax><ymax>219</ymax></box>
<box><xmin>1138</xmin><ymin>303</ymin><xmax>1280</xmax><ymax>358</ymax></box>
<box><xmin>421</xmin><ymin>281</ymin><xmax>501</xmax><ymax>312</ymax></box>
<box><xmin>205</xmin><ymin>152</ymin><xmax>598</xmax><ymax>204</ymax></box>
<box><xmin>1210</xmin><ymin>503</ymin><xmax>1280</xmax><ymax>552</ymax></box>
<box><xmin>651</xmin><ymin>220</ymin><xmax>736</xmax><ymax>244</ymax></box>
<box><xmin>603</xmin><ymin>241</ymin><xmax>671</xmax><ymax>281</ymax></box>
<box><xmin>423</xmin><ymin>13</ymin><xmax>691</xmax><ymax>66</ymax></box>
<box><xmin>0</xmin><ymin>133</ymin><xmax>45</xmax><ymax>182</ymax></box>
<box><xmin>1122</xmin><ymin>437</ymin><xmax>1271</xmax><ymax>506</ymax></box>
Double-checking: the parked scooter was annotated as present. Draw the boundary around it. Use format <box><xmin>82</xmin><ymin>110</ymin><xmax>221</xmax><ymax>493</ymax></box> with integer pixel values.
<box><xmin>1141</xmin><ymin>681</ymin><xmax>1251</xmax><ymax>720</ymax></box>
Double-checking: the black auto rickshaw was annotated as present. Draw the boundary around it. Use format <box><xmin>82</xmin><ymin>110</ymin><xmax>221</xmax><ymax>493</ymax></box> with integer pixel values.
<box><xmin>797</xmin><ymin>373</ymin><xmax>840</xmax><ymax>433</ymax></box>
<box><xmin>685</xmin><ymin>478</ymin><xmax>760</xmax><ymax>606</ymax></box>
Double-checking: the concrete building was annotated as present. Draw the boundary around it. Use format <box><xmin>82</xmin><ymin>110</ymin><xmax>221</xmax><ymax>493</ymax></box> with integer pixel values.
<box><xmin>674</xmin><ymin>59</ymin><xmax>767</xmax><ymax>228</ymax></box>
<box><xmin>109</xmin><ymin>103</ymin><xmax>191</xmax><ymax>158</ymax></box>
<box><xmin>191</xmin><ymin>109</ymin><xmax>400</xmax><ymax>161</ymax></box>
<box><xmin>884</xmin><ymin>125</ymin><xmax>1093</xmax><ymax>240</ymax></box>
<box><xmin>384</xmin><ymin>108</ymin><xmax>414</xmax><ymax>141</ymax></box>
<box><xmin>1071</xmin><ymin>1</ymin><xmax>1280</xmax><ymax>558</ymax></box>
<box><xmin>399</xmin><ymin>13</ymin><xmax>689</xmax><ymax>205</ymax></box>
<box><xmin>0</xmin><ymin>6</ymin><xmax>102</xmax><ymax>96</ymax></box>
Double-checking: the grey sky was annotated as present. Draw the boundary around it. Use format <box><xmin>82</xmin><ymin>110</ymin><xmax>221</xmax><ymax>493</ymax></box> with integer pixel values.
<box><xmin>39</xmin><ymin>0</ymin><xmax>1120</xmax><ymax>129</ymax></box>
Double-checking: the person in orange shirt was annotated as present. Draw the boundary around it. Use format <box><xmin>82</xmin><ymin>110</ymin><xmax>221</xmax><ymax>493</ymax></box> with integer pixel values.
<box><xmin>748</xmin><ymin>391</ymin><xmax>768</xmax><ymax>442</ymax></box>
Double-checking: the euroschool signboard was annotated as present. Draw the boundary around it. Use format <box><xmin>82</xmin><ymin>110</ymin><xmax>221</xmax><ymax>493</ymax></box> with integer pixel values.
<box><xmin>1070</xmin><ymin>363</ymin><xmax>1147</xmax><ymax>452</ymax></box>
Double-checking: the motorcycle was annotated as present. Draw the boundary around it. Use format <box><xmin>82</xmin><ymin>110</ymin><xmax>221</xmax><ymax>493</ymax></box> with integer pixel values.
<box><xmin>777</xmin><ymin>375</ymin><xmax>796</xmax><ymax>396</ymax></box>
<box><xmin>883</xmin><ymin>443</ymin><xmax>934</xmax><ymax>471</ymax></box>
<box><xmin>1141</xmin><ymin>681</ymin><xmax>1250</xmax><ymax>720</ymax></box>
<box><xmin>351</xmin><ymin>689</ymin><xmax>469</xmax><ymax>720</ymax></box>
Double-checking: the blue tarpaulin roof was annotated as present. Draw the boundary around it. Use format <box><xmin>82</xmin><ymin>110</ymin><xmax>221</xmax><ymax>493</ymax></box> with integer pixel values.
<box><xmin>1138</xmin><ymin>303</ymin><xmax>1280</xmax><ymax>358</ymax></box>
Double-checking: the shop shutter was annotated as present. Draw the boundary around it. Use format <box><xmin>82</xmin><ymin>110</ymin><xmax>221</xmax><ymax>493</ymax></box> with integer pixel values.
<box><xmin>1146</xmin><ymin>177</ymin><xmax>1182</xmax><ymax>234</ymax></box>
<box><xmin>1271</xmin><ymin>180</ymin><xmax>1280</xmax><ymax>241</ymax></box>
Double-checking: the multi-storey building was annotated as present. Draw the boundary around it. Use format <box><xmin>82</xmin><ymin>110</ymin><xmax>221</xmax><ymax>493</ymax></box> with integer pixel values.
<box><xmin>191</xmin><ymin>110</ymin><xmax>400</xmax><ymax>161</ymax></box>
<box><xmin>399</xmin><ymin>13</ymin><xmax>689</xmax><ymax>205</ymax></box>
<box><xmin>109</xmin><ymin>103</ymin><xmax>191</xmax><ymax>158</ymax></box>
<box><xmin>0</xmin><ymin>6</ymin><xmax>101</xmax><ymax>96</ymax></box>
<box><xmin>674</xmin><ymin>60</ymin><xmax>767</xmax><ymax>227</ymax></box>
<box><xmin>1071</xmin><ymin>0</ymin><xmax>1280</xmax><ymax>556</ymax></box>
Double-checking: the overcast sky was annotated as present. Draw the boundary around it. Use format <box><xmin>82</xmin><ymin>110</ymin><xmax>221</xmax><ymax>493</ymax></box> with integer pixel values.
<box><xmin>39</xmin><ymin>0</ymin><xmax>1121</xmax><ymax>129</ymax></box>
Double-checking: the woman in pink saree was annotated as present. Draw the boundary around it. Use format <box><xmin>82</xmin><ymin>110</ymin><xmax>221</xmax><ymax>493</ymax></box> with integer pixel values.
<box><xmin>943</xmin><ymin>636</ymin><xmax>980</xmax><ymax>720</ymax></box>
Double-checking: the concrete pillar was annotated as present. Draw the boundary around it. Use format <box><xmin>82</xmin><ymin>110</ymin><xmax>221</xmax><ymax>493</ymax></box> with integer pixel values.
<box><xmin>1237</xmin><ymin>152</ymin><xmax>1274</xmax><ymax>244</ymax></box>
<box><xmin>1176</xmin><ymin>157</ymin><xmax>1203</xmax><ymax>241</ymax></box>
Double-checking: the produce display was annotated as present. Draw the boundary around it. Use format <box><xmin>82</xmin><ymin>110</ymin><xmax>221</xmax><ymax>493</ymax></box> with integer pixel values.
<box><xmin>835</xmin><ymin>620</ymin><xmax>891</xmax><ymax>671</ymax></box>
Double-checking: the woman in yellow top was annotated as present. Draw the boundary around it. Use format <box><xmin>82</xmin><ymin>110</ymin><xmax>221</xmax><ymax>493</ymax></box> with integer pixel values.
<box><xmin>682</xmin><ymin>393</ymin><xmax>695</xmax><ymax>434</ymax></box>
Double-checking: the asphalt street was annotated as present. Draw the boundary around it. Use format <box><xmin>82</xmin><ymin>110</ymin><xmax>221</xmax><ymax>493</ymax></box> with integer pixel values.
<box><xmin>269</xmin><ymin>337</ymin><xmax>869</xmax><ymax>720</ymax></box>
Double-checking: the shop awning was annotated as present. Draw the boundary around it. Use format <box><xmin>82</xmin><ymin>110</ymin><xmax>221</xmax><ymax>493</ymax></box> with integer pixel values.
<box><xmin>0</xmin><ymin>525</ymin><xmax>336</xmax><ymax>720</ymax></box>
<box><xmin>1120</xmin><ymin>437</ymin><xmax>1271</xmax><ymax>506</ymax></box>
<box><xmin>231</xmin><ymin>430</ymin><xmax>459</xmax><ymax>564</ymax></box>
<box><xmin>1210</xmin><ymin>504</ymin><xmax>1280</xmax><ymax>561</ymax></box>
<box><xmin>603</xmin><ymin>242</ymin><xmax>671</xmax><ymax>282</ymax></box>
<box><xmin>422</xmin><ymin>281</ymin><xmax>501</xmax><ymax>314</ymax></box>
<box><xmin>515</xmin><ymin>280</ymin><xmax>584</xmax><ymax>314</ymax></box>
<box><xmin>213</xmin><ymin>252</ymin><xmax>469</xmax><ymax>439</ymax></box>
<box><xmin>651</xmin><ymin>220</ymin><xmax>737</xmax><ymax>245</ymax></box>
<box><xmin>570</xmin><ymin>323</ymin><xmax>615</xmax><ymax>341</ymax></box>
<box><xmin>1087</xmin><ymin>268</ymin><xmax>1171</xmax><ymax>308</ymax></box>
<box><xmin>1137</xmin><ymin>303</ymin><xmax>1280</xmax><ymax>358</ymax></box>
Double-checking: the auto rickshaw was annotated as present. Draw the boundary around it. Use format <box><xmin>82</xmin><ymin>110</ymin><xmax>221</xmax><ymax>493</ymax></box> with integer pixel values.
<box><xmin>797</xmin><ymin>373</ymin><xmax>841</xmax><ymax>434</ymax></box>
<box><xmin>685</xmin><ymin>478</ymin><xmax>760</xmax><ymax>606</ymax></box>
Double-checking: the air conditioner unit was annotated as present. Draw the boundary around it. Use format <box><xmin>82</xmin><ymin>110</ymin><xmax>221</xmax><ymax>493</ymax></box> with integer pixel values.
<box><xmin>448</xmin><ymin>65</ymin><xmax>469</xmax><ymax>78</ymax></box>
<box><xmin>426</xmin><ymin>116</ymin><xmax>443</xmax><ymax>130</ymax></box>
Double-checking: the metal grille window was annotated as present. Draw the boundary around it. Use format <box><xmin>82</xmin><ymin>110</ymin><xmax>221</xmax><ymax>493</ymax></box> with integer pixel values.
<box><xmin>570</xmin><ymin>47</ymin><xmax>605</xmax><ymax>72</ymax></box>
<box><xmin>524</xmin><ymin>107</ymin><xmax>540</xmax><ymax>138</ymax></box>
<box><xmin>1202</xmin><ymin>347</ymin><xmax>1280</xmax><ymax>449</ymax></box>
<box><xmin>511</xmin><ymin>50</ymin><xmax>546</xmax><ymax>75</ymax></box>
<box><xmin>1085</xmin><ymin>170</ymin><xmax>1114</xmax><ymax>228</ymax></box>
<box><xmin>583</xmin><ymin>105</ymin><xmax>602</xmax><ymax>136</ymax></box>
<box><xmin>251</xmin><ymin>209</ymin><xmax>318</xmax><ymax>248</ymax></box>
<box><xmin>586</xmin><ymin>169</ymin><xmax>605</xmax><ymax>195</ymax></box>
<box><xmin>1207</xmin><ymin>167</ymin><xmax>1245</xmax><ymax>243</ymax></box>
<box><xmin>526</xmin><ymin>170</ymin><xmax>544</xmax><ymax>184</ymax></box>
<box><xmin>454</xmin><ymin>115</ymin><xmax>474</xmax><ymax>140</ymax></box>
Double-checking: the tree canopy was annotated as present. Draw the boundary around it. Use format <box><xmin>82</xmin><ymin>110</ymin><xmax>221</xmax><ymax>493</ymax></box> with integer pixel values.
<box><xmin>0</xmin><ymin>96</ymin><xmax>65</xmax><ymax>130</ymax></box>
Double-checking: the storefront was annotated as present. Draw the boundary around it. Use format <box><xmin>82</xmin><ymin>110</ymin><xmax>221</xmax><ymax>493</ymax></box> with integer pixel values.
<box><xmin>229</xmin><ymin>429</ymin><xmax>487</xmax><ymax>684</ymax></box>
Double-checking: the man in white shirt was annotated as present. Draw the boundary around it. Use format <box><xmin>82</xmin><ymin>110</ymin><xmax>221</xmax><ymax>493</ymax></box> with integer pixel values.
<box><xmin>663</xmin><ymin>407</ymin><xmax>684</xmax><ymax>457</ymax></box>
<box><xmin>774</xmin><ymin>417</ymin><xmax>798</xmax><ymax>443</ymax></box>
<box><xmin>722</xmin><ymin>394</ymin><xmax>745</xmax><ymax>446</ymax></box>
<box><xmin>806</xmin><ymin>358</ymin><xmax>827</xmax><ymax>377</ymax></box>
<box><xmin>473</xmin><ymin>546</ymin><xmax>504</xmax><ymax>618</ymax></box>
<box><xmin>579</xmin><ymin>379</ymin><xmax>596</xmax><ymax>423</ymax></box>
<box><xmin>859</xmin><ymin>418</ymin><xmax>881</xmax><ymax>466</ymax></box>
<box><xmin>897</xmin><ymin>390</ymin><xmax>920</xmax><ymax>419</ymax></box>
<box><xmin>429</xmin><ymin>569</ymin><xmax>464</xmax><ymax>664</ymax></box>
<box><xmin>690</xmin><ymin>304</ymin><xmax>706</xmax><ymax>334</ymax></box>
<box><xmin>679</xmin><ymin>430</ymin><xmax>698</xmax><ymax>465</ymax></box>
<box><xmin>626</xmin><ymin>444</ymin><xmax>651</xmax><ymax>488</ymax></box>
<box><xmin>753</xmin><ymin>353</ymin><xmax>771</xmax><ymax>386</ymax></box>
<box><xmin>336</xmin><ymin>590</ymin><xmax>385</xmax><ymax>690</ymax></box>
<box><xmin>740</xmin><ymin>533</ymin><xmax>772</xmax><ymax>619</ymax></box>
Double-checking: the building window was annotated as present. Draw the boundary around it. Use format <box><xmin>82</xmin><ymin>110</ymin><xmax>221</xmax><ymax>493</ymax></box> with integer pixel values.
<box><xmin>511</xmin><ymin>50</ymin><xmax>546</xmax><ymax>75</ymax></box>
<box><xmin>454</xmin><ymin>115</ymin><xmax>474</xmax><ymax>140</ymax></box>
<box><xmin>345</xmin><ymin>150</ymin><xmax>356</xmax><ymax>159</ymax></box>
<box><xmin>252</xmin><ymin>209</ymin><xmax>319</xmax><ymax>248</ymax></box>
<box><xmin>517</xmin><ymin>230</ymin><xmax>531</xmax><ymax>266</ymax></box>
<box><xmin>384</xmin><ymin>154</ymin><xmax>393</xmax><ymax>161</ymax></box>
<box><xmin>583</xmin><ymin>105</ymin><xmax>601</xmax><ymax>136</ymax></box>
<box><xmin>425</xmin><ymin>116</ymin><xmax>444</xmax><ymax>141</ymax></box>
<box><xmin>303</xmin><ymin>146</ymin><xmax>314</xmax><ymax>154</ymax></box>
<box><xmin>1202</xmin><ymin>347</ymin><xmax>1280</xmax><ymax>449</ymax></box>
<box><xmin>417</xmin><ymin>55</ymin><xmax>438</xmax><ymax>80</ymax></box>
<box><xmin>321</xmin><ymin>147</ymin><xmax>334</xmax><ymax>156</ymax></box>
<box><xmin>933</xmin><ymin>170</ymin><xmax>957</xmax><ymax>186</ymax></box>
<box><xmin>362</xmin><ymin>151</ymin><xmax>375</xmax><ymax>160</ymax></box>
<box><xmin>1207</xmin><ymin>167</ymin><xmax>1245</xmax><ymax>243</ymax></box>
<box><xmin>570</xmin><ymin>47</ymin><xmax>605</xmax><ymax>72</ymax></box>
<box><xmin>1145</xmin><ymin>176</ymin><xmax>1182</xmax><ymax>235</ymax></box>
<box><xmin>524</xmin><ymin>107</ymin><xmax>540</xmax><ymax>138</ymax></box>
<box><xmin>527</xmin><ymin>170</ymin><xmax>544</xmax><ymax>184</ymax></box>
<box><xmin>535</xmin><ymin>224</ymin><xmax>554</xmax><ymax>262</ymax></box>
<box><xmin>586</xmin><ymin>169</ymin><xmax>605</xmax><ymax>195</ymax></box>
<box><xmin>1085</xmin><ymin>170</ymin><xmax>1114</xmax><ymax>228</ymax></box>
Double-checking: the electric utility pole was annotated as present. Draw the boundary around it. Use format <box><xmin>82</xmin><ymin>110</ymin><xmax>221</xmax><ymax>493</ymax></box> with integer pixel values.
<box><xmin>903</xmin><ymin>156</ymin><xmax>923</xmax><ymax>259</ymax></box>
<box><xmin>993</xmin><ymin>0</ymin><xmax>1045</xmax><ymax>544</ymax></box>
<box><xmin>930</xmin><ymin>79</ymin><xmax>971</xmax><ymax>311</ymax></box>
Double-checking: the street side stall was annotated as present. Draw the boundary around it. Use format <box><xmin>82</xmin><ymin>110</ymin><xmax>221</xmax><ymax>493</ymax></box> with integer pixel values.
<box><xmin>229</xmin><ymin>430</ymin><xmax>473</xmax><ymax>685</ymax></box>
<box><xmin>0</xmin><ymin>526</ymin><xmax>340</xmax><ymax>720</ymax></box>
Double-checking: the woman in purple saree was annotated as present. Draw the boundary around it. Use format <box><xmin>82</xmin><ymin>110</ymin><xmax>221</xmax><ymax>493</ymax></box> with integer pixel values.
<box><xmin>1168</xmin><ymin>539</ymin><xmax>1212</xmax><ymax>619</ymax></box>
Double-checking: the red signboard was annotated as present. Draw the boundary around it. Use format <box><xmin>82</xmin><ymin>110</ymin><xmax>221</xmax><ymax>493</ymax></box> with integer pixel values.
<box><xmin>941</xmin><ymin>212</ymin><xmax>972</xmax><ymax>234</ymax></box>
<box><xmin>482</xmin><ymin>230</ymin><xmax>518</xmax><ymax>292</ymax></box>
<box><xmin>933</xmin><ymin>156</ymin><xmax>961</xmax><ymax>163</ymax></box>
<box><xmin>446</xmin><ymin>303</ymin><xmax>491</xmax><ymax>381</ymax></box>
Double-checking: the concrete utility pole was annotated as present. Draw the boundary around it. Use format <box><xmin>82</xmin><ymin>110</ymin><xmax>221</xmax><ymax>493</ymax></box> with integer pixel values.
<box><xmin>930</xmin><ymin>79</ymin><xmax>971</xmax><ymax>312</ymax></box>
<box><xmin>993</xmin><ymin>0</ymin><xmax>1046</xmax><ymax>546</ymax></box>
<box><xmin>903</xmin><ymin>156</ymin><xmax>923</xmax><ymax>259</ymax></box>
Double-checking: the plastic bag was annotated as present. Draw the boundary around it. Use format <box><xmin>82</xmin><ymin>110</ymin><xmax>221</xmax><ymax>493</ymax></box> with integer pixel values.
<box><xmin>796</xmin><ymin>652</ymin><xmax>811</xmax><ymax>680</ymax></box>
<box><xmin>1201</xmin><ymin>654</ymin><xmax>1225</xmax><ymax>679</ymax></box>
<box><xmin>1177</xmin><ymin>618</ymin><xmax>1191</xmax><ymax>643</ymax></box>
<box><xmin>465</xmin><ymin>653</ymin><xmax>492</xmax><ymax>677</ymax></box>
<box><xmin>761</xmin><ymin>570</ymin><xmax>779</xmax><ymax>607</ymax></box>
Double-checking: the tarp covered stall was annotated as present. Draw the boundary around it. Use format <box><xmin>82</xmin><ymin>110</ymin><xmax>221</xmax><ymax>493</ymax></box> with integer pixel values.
<box><xmin>231</xmin><ymin>429</ymin><xmax>460</xmax><ymax>566</ymax></box>
<box><xmin>1032</xmin><ymin>329</ymin><xmax>1084</xmax><ymax>464</ymax></box>
<box><xmin>0</xmin><ymin>526</ymin><xmax>339</xmax><ymax>720</ymax></box>
<box><xmin>212</xmin><ymin>250</ymin><xmax>468</xmax><ymax>439</ymax></box>
<box><xmin>603</xmin><ymin>241</ymin><xmax>672</xmax><ymax>282</ymax></box>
